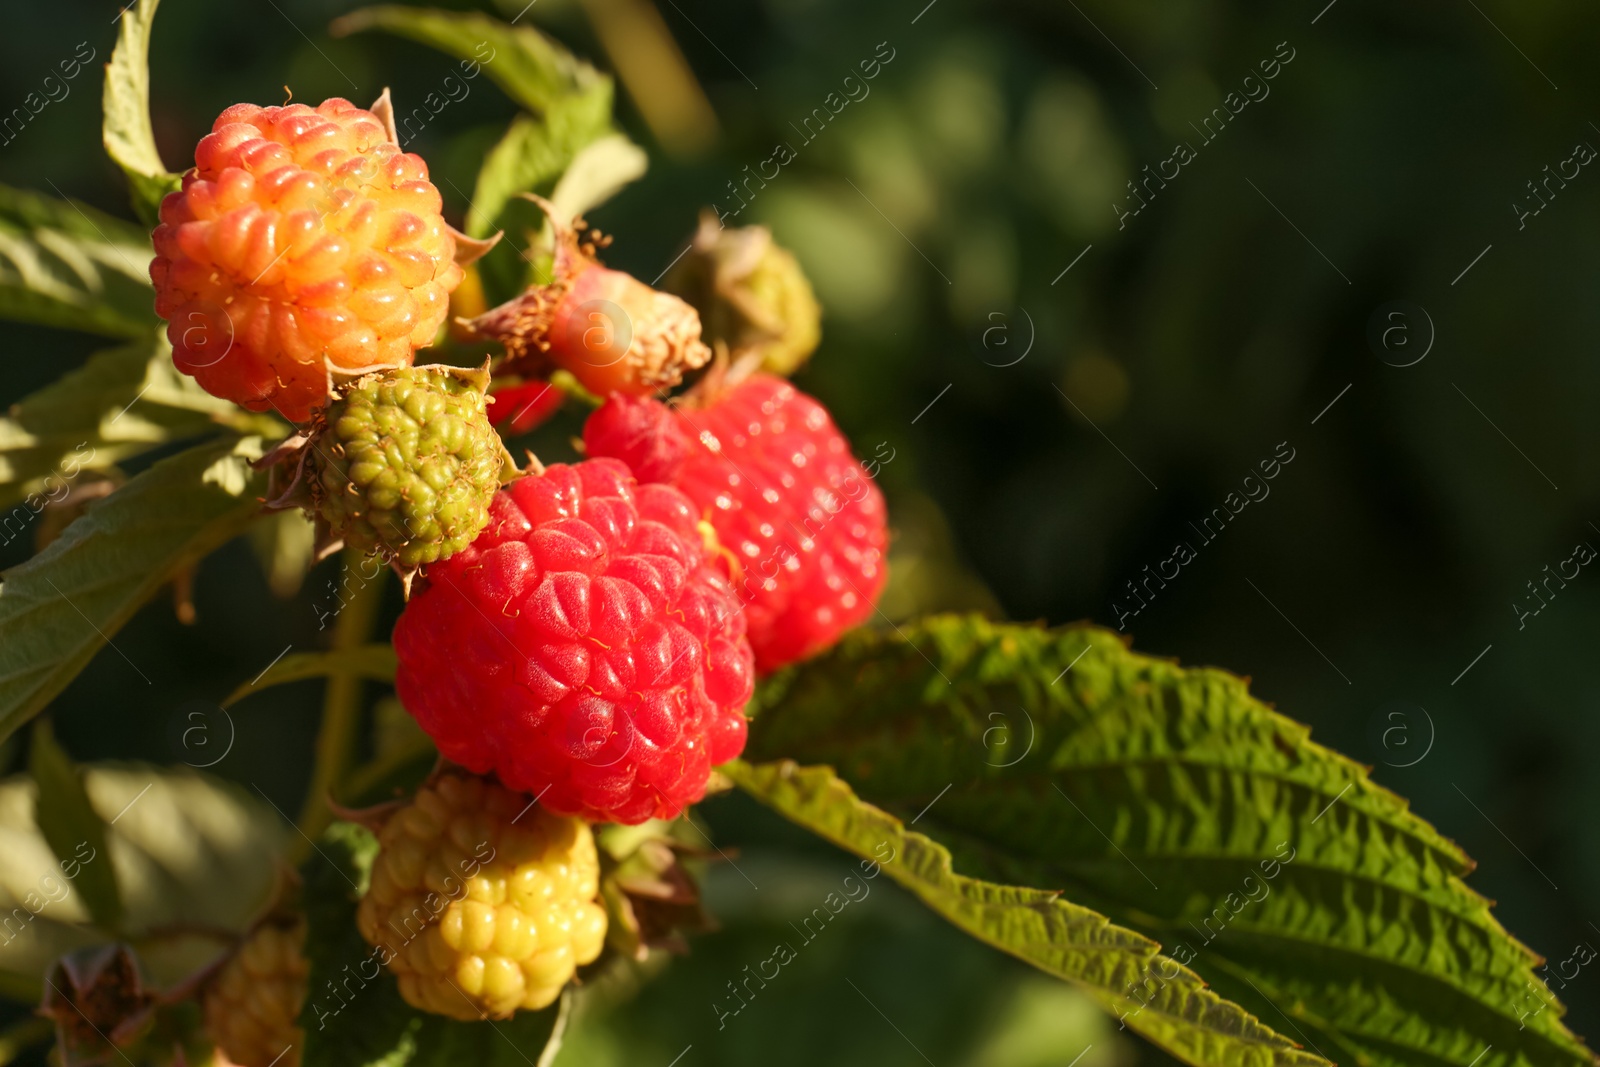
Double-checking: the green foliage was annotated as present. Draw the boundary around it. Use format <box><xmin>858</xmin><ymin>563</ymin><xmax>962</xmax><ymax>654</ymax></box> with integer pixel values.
<box><xmin>467</xmin><ymin>111</ymin><xmax>613</xmax><ymax>241</ymax></box>
<box><xmin>27</xmin><ymin>720</ymin><xmax>120</xmax><ymax>929</ymax></box>
<box><xmin>298</xmin><ymin>821</ymin><xmax>567</xmax><ymax>1067</ymax></box>
<box><xmin>332</xmin><ymin>4</ymin><xmax>626</xmax><ymax>302</ymax></box>
<box><xmin>0</xmin><ymin>184</ymin><xmax>157</xmax><ymax>339</ymax></box>
<box><xmin>222</xmin><ymin>645</ymin><xmax>399</xmax><ymax>708</ymax></box>
<box><xmin>0</xmin><ymin>763</ymin><xmax>286</xmax><ymax>1000</ymax></box>
<box><xmin>0</xmin><ymin>436</ymin><xmax>268</xmax><ymax>744</ymax></box>
<box><xmin>332</xmin><ymin>6</ymin><xmax>613</xmax><ymax>116</ymax></box>
<box><xmin>102</xmin><ymin>0</ymin><xmax>182</xmax><ymax>226</ymax></box>
<box><xmin>247</xmin><ymin>509</ymin><xmax>317</xmax><ymax>599</ymax></box>
<box><xmin>0</xmin><ymin>333</ymin><xmax>262</xmax><ymax>511</ymax></box>
<box><xmin>545</xmin><ymin>134</ymin><xmax>649</xmax><ymax>229</ymax></box>
<box><xmin>726</xmin><ymin>759</ymin><xmax>1326</xmax><ymax>1067</ymax></box>
<box><xmin>744</xmin><ymin>615</ymin><xmax>1594</xmax><ymax>1067</ymax></box>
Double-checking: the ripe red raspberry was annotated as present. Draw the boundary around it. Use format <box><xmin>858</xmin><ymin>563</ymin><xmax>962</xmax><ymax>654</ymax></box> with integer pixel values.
<box><xmin>489</xmin><ymin>378</ymin><xmax>565</xmax><ymax>437</ymax></box>
<box><xmin>392</xmin><ymin>458</ymin><xmax>755</xmax><ymax>824</ymax></box>
<box><xmin>151</xmin><ymin>98</ymin><xmax>463</xmax><ymax>423</ymax></box>
<box><xmin>583</xmin><ymin>374</ymin><xmax>889</xmax><ymax>672</ymax></box>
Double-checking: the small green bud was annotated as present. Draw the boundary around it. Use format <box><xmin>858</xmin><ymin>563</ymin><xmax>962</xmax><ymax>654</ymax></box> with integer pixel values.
<box><xmin>666</xmin><ymin>211</ymin><xmax>822</xmax><ymax>377</ymax></box>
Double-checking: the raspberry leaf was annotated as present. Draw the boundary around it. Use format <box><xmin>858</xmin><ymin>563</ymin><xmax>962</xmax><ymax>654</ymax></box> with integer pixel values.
<box><xmin>331</xmin><ymin>7</ymin><xmax>611</xmax><ymax>118</ymax></box>
<box><xmin>102</xmin><ymin>0</ymin><xmax>182</xmax><ymax>227</ymax></box>
<box><xmin>0</xmin><ymin>333</ymin><xmax>259</xmax><ymax>513</ymax></box>
<box><xmin>546</xmin><ymin>133</ymin><xmax>650</xmax><ymax>231</ymax></box>
<box><xmin>739</xmin><ymin>615</ymin><xmax>1594</xmax><ymax>1067</ymax></box>
<box><xmin>724</xmin><ymin>758</ymin><xmax>1328</xmax><ymax>1067</ymax></box>
<box><xmin>0</xmin><ymin>765</ymin><xmax>286</xmax><ymax>1002</ymax></box>
<box><xmin>221</xmin><ymin>646</ymin><xmax>398</xmax><ymax>709</ymax></box>
<box><xmin>27</xmin><ymin>720</ymin><xmax>121</xmax><ymax>931</ymax></box>
<box><xmin>467</xmin><ymin>104</ymin><xmax>615</xmax><ymax>242</ymax></box>
<box><xmin>298</xmin><ymin>821</ymin><xmax>568</xmax><ymax>1067</ymax></box>
<box><xmin>0</xmin><ymin>184</ymin><xmax>157</xmax><ymax>339</ymax></box>
<box><xmin>0</xmin><ymin>436</ymin><xmax>268</xmax><ymax>745</ymax></box>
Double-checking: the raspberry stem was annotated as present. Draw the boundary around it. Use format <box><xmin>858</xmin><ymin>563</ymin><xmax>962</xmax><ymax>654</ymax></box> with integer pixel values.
<box><xmin>294</xmin><ymin>547</ymin><xmax>389</xmax><ymax>852</ymax></box>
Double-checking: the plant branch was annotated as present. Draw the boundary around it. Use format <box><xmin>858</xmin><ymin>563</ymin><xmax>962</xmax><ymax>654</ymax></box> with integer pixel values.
<box><xmin>295</xmin><ymin>547</ymin><xmax>387</xmax><ymax>854</ymax></box>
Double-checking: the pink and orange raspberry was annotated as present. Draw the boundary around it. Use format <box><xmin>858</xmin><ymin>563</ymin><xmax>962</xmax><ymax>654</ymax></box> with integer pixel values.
<box><xmin>151</xmin><ymin>98</ymin><xmax>462</xmax><ymax>422</ymax></box>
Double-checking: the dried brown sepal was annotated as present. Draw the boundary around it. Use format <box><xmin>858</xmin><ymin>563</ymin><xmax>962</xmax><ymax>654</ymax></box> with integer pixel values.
<box><xmin>597</xmin><ymin>821</ymin><xmax>717</xmax><ymax>961</ymax></box>
<box><xmin>41</xmin><ymin>945</ymin><xmax>158</xmax><ymax>1067</ymax></box>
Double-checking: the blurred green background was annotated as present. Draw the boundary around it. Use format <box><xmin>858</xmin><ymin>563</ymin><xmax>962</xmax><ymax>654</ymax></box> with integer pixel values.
<box><xmin>3</xmin><ymin>0</ymin><xmax>1599</xmax><ymax>1062</ymax></box>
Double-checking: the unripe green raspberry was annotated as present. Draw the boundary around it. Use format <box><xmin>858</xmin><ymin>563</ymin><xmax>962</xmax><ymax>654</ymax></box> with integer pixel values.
<box><xmin>666</xmin><ymin>211</ymin><xmax>821</xmax><ymax>376</ymax></box>
<box><xmin>203</xmin><ymin>920</ymin><xmax>308</xmax><ymax>1067</ymax></box>
<box><xmin>356</xmin><ymin>773</ymin><xmax>607</xmax><ymax>1020</ymax></box>
<box><xmin>311</xmin><ymin>364</ymin><xmax>506</xmax><ymax>569</ymax></box>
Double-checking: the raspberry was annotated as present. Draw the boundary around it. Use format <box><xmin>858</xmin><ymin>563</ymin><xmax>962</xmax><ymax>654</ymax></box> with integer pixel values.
<box><xmin>309</xmin><ymin>364</ymin><xmax>507</xmax><ymax>569</ymax></box>
<box><xmin>666</xmin><ymin>212</ymin><xmax>821</xmax><ymax>376</ymax></box>
<box><xmin>584</xmin><ymin>374</ymin><xmax>889</xmax><ymax>671</ymax></box>
<box><xmin>392</xmin><ymin>458</ymin><xmax>755</xmax><ymax>824</ymax></box>
<box><xmin>203</xmin><ymin>920</ymin><xmax>308</xmax><ymax>1067</ymax></box>
<box><xmin>151</xmin><ymin>98</ymin><xmax>464</xmax><ymax>423</ymax></box>
<box><xmin>356</xmin><ymin>774</ymin><xmax>607</xmax><ymax>1020</ymax></box>
<box><xmin>489</xmin><ymin>378</ymin><xmax>565</xmax><ymax>437</ymax></box>
<box><xmin>467</xmin><ymin>196</ymin><xmax>710</xmax><ymax>398</ymax></box>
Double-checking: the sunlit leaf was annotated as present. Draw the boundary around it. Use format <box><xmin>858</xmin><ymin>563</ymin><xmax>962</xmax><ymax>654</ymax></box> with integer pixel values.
<box><xmin>0</xmin><ymin>184</ymin><xmax>156</xmax><ymax>339</ymax></box>
<box><xmin>0</xmin><ymin>334</ymin><xmax>258</xmax><ymax>513</ymax></box>
<box><xmin>27</xmin><ymin>720</ymin><xmax>120</xmax><ymax>930</ymax></box>
<box><xmin>744</xmin><ymin>615</ymin><xmax>1595</xmax><ymax>1067</ymax></box>
<box><xmin>102</xmin><ymin>0</ymin><xmax>181</xmax><ymax>226</ymax></box>
<box><xmin>546</xmin><ymin>133</ymin><xmax>648</xmax><ymax>225</ymax></box>
<box><xmin>0</xmin><ymin>437</ymin><xmax>268</xmax><ymax>745</ymax></box>
<box><xmin>331</xmin><ymin>6</ymin><xmax>612</xmax><ymax>117</ymax></box>
<box><xmin>726</xmin><ymin>758</ymin><xmax>1327</xmax><ymax>1067</ymax></box>
<box><xmin>0</xmin><ymin>764</ymin><xmax>286</xmax><ymax>1001</ymax></box>
<box><xmin>465</xmin><ymin>108</ymin><xmax>613</xmax><ymax>241</ymax></box>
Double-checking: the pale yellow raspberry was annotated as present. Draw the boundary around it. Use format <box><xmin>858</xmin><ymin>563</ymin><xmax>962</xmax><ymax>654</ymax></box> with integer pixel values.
<box><xmin>356</xmin><ymin>773</ymin><xmax>607</xmax><ymax>1020</ymax></box>
<box><xmin>204</xmin><ymin>920</ymin><xmax>308</xmax><ymax>1067</ymax></box>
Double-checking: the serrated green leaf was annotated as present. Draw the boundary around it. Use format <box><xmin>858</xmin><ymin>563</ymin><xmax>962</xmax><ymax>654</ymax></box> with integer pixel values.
<box><xmin>299</xmin><ymin>822</ymin><xmax>564</xmax><ymax>1067</ymax></box>
<box><xmin>0</xmin><ymin>764</ymin><xmax>286</xmax><ymax>1001</ymax></box>
<box><xmin>743</xmin><ymin>616</ymin><xmax>1596</xmax><ymax>1067</ymax></box>
<box><xmin>0</xmin><ymin>437</ymin><xmax>269</xmax><ymax>745</ymax></box>
<box><xmin>102</xmin><ymin>0</ymin><xmax>182</xmax><ymax>226</ymax></box>
<box><xmin>222</xmin><ymin>645</ymin><xmax>398</xmax><ymax>709</ymax></box>
<box><xmin>331</xmin><ymin>6</ymin><xmax>612</xmax><ymax>118</ymax></box>
<box><xmin>0</xmin><ymin>184</ymin><xmax>156</xmax><ymax>338</ymax></box>
<box><xmin>27</xmin><ymin>720</ymin><xmax>120</xmax><ymax>930</ymax></box>
<box><xmin>725</xmin><ymin>759</ymin><xmax>1327</xmax><ymax>1067</ymax></box>
<box><xmin>0</xmin><ymin>333</ymin><xmax>258</xmax><ymax>513</ymax></box>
